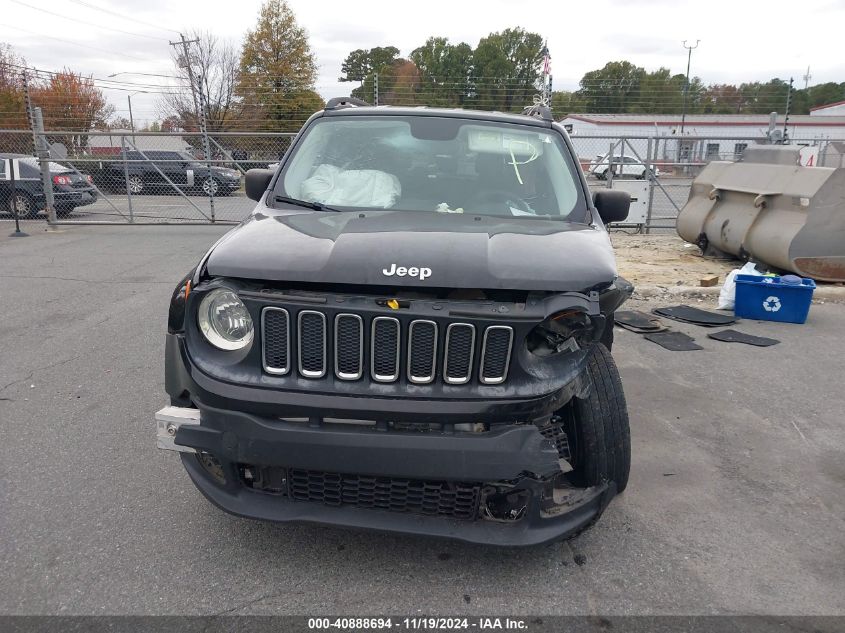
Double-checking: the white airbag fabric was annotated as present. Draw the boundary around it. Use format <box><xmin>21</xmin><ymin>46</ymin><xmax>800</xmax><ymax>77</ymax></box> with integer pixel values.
<box><xmin>300</xmin><ymin>164</ymin><xmax>401</xmax><ymax>208</ymax></box>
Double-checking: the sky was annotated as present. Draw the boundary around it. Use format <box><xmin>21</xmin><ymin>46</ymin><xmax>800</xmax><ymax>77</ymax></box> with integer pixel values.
<box><xmin>3</xmin><ymin>0</ymin><xmax>845</xmax><ymax>127</ymax></box>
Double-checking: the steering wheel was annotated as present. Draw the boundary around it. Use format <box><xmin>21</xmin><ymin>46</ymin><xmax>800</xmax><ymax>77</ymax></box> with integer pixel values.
<box><xmin>467</xmin><ymin>189</ymin><xmax>534</xmax><ymax>216</ymax></box>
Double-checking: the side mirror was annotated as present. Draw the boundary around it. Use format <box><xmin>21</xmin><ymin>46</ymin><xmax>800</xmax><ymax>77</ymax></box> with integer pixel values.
<box><xmin>245</xmin><ymin>168</ymin><xmax>273</xmax><ymax>202</ymax></box>
<box><xmin>593</xmin><ymin>190</ymin><xmax>630</xmax><ymax>225</ymax></box>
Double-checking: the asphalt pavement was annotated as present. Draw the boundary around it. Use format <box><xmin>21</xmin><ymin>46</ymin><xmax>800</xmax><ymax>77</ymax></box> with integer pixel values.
<box><xmin>1</xmin><ymin>225</ymin><xmax>843</xmax><ymax>616</ymax></box>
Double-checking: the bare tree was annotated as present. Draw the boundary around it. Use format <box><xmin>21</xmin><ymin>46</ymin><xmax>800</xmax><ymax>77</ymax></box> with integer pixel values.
<box><xmin>159</xmin><ymin>30</ymin><xmax>239</xmax><ymax>133</ymax></box>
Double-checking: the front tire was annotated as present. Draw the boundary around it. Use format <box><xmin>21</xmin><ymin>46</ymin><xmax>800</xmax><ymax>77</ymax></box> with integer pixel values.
<box><xmin>201</xmin><ymin>177</ymin><xmax>220</xmax><ymax>196</ymax></box>
<box><xmin>567</xmin><ymin>344</ymin><xmax>631</xmax><ymax>493</ymax></box>
<box><xmin>8</xmin><ymin>192</ymin><xmax>39</xmax><ymax>219</ymax></box>
<box><xmin>126</xmin><ymin>175</ymin><xmax>144</xmax><ymax>195</ymax></box>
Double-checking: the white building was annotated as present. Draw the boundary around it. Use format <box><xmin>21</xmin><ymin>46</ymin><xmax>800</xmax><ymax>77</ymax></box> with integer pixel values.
<box><xmin>810</xmin><ymin>100</ymin><xmax>845</xmax><ymax>116</ymax></box>
<box><xmin>559</xmin><ymin>113</ymin><xmax>845</xmax><ymax>166</ymax></box>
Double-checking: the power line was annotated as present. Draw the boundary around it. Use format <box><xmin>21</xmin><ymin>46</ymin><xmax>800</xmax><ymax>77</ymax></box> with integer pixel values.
<box><xmin>8</xmin><ymin>0</ymin><xmax>169</xmax><ymax>42</ymax></box>
<box><xmin>3</xmin><ymin>24</ymin><xmax>151</xmax><ymax>62</ymax></box>
<box><xmin>64</xmin><ymin>0</ymin><xmax>180</xmax><ymax>35</ymax></box>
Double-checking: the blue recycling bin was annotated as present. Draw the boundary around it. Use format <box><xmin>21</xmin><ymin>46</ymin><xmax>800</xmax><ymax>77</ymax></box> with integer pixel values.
<box><xmin>734</xmin><ymin>274</ymin><xmax>816</xmax><ymax>324</ymax></box>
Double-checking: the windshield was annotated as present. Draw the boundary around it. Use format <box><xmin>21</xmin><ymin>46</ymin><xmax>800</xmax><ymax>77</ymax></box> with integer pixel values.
<box><xmin>276</xmin><ymin>116</ymin><xmax>587</xmax><ymax>221</ymax></box>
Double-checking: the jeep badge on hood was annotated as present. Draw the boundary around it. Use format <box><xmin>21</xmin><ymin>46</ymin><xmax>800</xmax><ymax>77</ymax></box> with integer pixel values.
<box><xmin>382</xmin><ymin>264</ymin><xmax>432</xmax><ymax>280</ymax></box>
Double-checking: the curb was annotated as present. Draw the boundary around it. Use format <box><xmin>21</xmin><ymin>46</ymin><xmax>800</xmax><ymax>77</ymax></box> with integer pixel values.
<box><xmin>633</xmin><ymin>284</ymin><xmax>845</xmax><ymax>303</ymax></box>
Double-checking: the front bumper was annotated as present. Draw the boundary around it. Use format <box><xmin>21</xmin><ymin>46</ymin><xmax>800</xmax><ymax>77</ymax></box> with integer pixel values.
<box><xmin>156</xmin><ymin>396</ymin><xmax>614</xmax><ymax>546</ymax></box>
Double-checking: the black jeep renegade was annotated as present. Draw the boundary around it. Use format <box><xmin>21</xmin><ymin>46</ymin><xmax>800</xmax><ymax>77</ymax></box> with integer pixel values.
<box><xmin>157</xmin><ymin>99</ymin><xmax>633</xmax><ymax>546</ymax></box>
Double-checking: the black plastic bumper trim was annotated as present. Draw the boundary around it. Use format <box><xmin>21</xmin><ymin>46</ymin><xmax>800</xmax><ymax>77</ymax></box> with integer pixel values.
<box><xmin>175</xmin><ymin>400</ymin><xmax>563</xmax><ymax>482</ymax></box>
<box><xmin>180</xmin><ymin>452</ymin><xmax>615</xmax><ymax>547</ymax></box>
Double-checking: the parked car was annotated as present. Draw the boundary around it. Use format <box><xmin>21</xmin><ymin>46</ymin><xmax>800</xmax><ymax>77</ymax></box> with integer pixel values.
<box><xmin>100</xmin><ymin>150</ymin><xmax>241</xmax><ymax>196</ymax></box>
<box><xmin>1</xmin><ymin>153</ymin><xmax>98</xmax><ymax>218</ymax></box>
<box><xmin>156</xmin><ymin>99</ymin><xmax>633</xmax><ymax>546</ymax></box>
<box><xmin>589</xmin><ymin>154</ymin><xmax>660</xmax><ymax>180</ymax></box>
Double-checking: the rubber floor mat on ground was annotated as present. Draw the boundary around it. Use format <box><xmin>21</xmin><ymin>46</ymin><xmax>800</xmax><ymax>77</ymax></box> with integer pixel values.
<box><xmin>643</xmin><ymin>331</ymin><xmax>703</xmax><ymax>351</ymax></box>
<box><xmin>653</xmin><ymin>305</ymin><xmax>736</xmax><ymax>327</ymax></box>
<box><xmin>615</xmin><ymin>310</ymin><xmax>668</xmax><ymax>333</ymax></box>
<box><xmin>707</xmin><ymin>329</ymin><xmax>780</xmax><ymax>347</ymax></box>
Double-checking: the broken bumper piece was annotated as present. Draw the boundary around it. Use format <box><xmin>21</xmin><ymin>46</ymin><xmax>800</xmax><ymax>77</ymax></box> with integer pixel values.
<box><xmin>156</xmin><ymin>403</ymin><xmax>615</xmax><ymax>546</ymax></box>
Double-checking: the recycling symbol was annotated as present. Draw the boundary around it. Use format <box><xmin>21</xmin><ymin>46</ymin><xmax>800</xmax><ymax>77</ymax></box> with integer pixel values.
<box><xmin>763</xmin><ymin>296</ymin><xmax>782</xmax><ymax>312</ymax></box>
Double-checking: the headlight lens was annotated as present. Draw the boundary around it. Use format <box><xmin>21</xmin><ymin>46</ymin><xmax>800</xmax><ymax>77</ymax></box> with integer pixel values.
<box><xmin>527</xmin><ymin>309</ymin><xmax>595</xmax><ymax>356</ymax></box>
<box><xmin>197</xmin><ymin>288</ymin><xmax>253</xmax><ymax>350</ymax></box>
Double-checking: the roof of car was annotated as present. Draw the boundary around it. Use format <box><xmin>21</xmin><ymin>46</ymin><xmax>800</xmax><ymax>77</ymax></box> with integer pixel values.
<box><xmin>320</xmin><ymin>105</ymin><xmax>552</xmax><ymax>128</ymax></box>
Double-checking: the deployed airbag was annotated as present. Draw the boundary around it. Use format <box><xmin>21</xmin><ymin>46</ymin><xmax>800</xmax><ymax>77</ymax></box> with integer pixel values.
<box><xmin>300</xmin><ymin>164</ymin><xmax>401</xmax><ymax>208</ymax></box>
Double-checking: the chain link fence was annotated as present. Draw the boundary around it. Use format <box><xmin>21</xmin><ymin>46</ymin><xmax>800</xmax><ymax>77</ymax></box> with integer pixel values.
<box><xmin>1</xmin><ymin>129</ymin><xmax>294</xmax><ymax>225</ymax></box>
<box><xmin>2</xmin><ymin>125</ymin><xmax>842</xmax><ymax>229</ymax></box>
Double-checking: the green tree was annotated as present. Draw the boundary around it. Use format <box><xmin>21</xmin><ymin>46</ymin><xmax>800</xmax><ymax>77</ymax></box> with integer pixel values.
<box><xmin>236</xmin><ymin>0</ymin><xmax>322</xmax><ymax>131</ymax></box>
<box><xmin>339</xmin><ymin>46</ymin><xmax>402</xmax><ymax>103</ymax></box>
<box><xmin>0</xmin><ymin>43</ymin><xmax>28</xmax><ymax>130</ymax></box>
<box><xmin>471</xmin><ymin>28</ymin><xmax>544</xmax><ymax>112</ymax></box>
<box><xmin>576</xmin><ymin>61</ymin><xmax>646</xmax><ymax>112</ymax></box>
<box><xmin>410</xmin><ymin>37</ymin><xmax>473</xmax><ymax>106</ymax></box>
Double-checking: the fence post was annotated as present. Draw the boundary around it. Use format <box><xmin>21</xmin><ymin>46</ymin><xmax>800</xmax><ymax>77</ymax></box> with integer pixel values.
<box><xmin>607</xmin><ymin>141</ymin><xmax>615</xmax><ymax>187</ymax></box>
<box><xmin>374</xmin><ymin>73</ymin><xmax>379</xmax><ymax>106</ymax></box>
<box><xmin>121</xmin><ymin>135</ymin><xmax>134</xmax><ymax>223</ymax></box>
<box><xmin>645</xmin><ymin>137</ymin><xmax>654</xmax><ymax>234</ymax></box>
<box><xmin>32</xmin><ymin>108</ymin><xmax>57</xmax><ymax>225</ymax></box>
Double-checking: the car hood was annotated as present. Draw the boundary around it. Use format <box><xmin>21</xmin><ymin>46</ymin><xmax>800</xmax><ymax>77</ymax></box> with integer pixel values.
<box><xmin>204</xmin><ymin>209</ymin><xmax>618</xmax><ymax>292</ymax></box>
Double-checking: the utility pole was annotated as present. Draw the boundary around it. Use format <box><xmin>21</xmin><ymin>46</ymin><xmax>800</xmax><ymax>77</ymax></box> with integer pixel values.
<box><xmin>127</xmin><ymin>91</ymin><xmax>143</xmax><ymax>144</ymax></box>
<box><xmin>22</xmin><ymin>70</ymin><xmax>56</xmax><ymax>224</ymax></box>
<box><xmin>680</xmin><ymin>40</ymin><xmax>700</xmax><ymax>136</ymax></box>
<box><xmin>170</xmin><ymin>32</ymin><xmax>215</xmax><ymax>221</ymax></box>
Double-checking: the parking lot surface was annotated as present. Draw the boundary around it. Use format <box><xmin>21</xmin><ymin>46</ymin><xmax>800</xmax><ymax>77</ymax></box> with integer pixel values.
<box><xmin>1</xmin><ymin>225</ymin><xmax>843</xmax><ymax>615</ymax></box>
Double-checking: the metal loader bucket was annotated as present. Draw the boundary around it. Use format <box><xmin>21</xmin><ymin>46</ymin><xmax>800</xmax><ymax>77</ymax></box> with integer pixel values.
<box><xmin>677</xmin><ymin>148</ymin><xmax>845</xmax><ymax>282</ymax></box>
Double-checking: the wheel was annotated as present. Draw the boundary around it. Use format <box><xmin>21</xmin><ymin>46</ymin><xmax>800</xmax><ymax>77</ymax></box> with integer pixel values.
<box><xmin>8</xmin><ymin>192</ymin><xmax>39</xmax><ymax>219</ymax></box>
<box><xmin>126</xmin><ymin>175</ymin><xmax>144</xmax><ymax>195</ymax></box>
<box><xmin>595</xmin><ymin>171</ymin><xmax>606</xmax><ymax>181</ymax></box>
<box><xmin>201</xmin><ymin>177</ymin><xmax>220</xmax><ymax>196</ymax></box>
<box><xmin>565</xmin><ymin>344</ymin><xmax>631</xmax><ymax>493</ymax></box>
<box><xmin>56</xmin><ymin>205</ymin><xmax>76</xmax><ymax>218</ymax></box>
<box><xmin>600</xmin><ymin>313</ymin><xmax>615</xmax><ymax>351</ymax></box>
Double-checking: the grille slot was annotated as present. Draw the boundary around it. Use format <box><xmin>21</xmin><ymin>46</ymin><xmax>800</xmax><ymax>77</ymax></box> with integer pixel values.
<box><xmin>444</xmin><ymin>323</ymin><xmax>475</xmax><ymax>384</ymax></box>
<box><xmin>407</xmin><ymin>320</ymin><xmax>438</xmax><ymax>384</ymax></box>
<box><xmin>371</xmin><ymin>317</ymin><xmax>400</xmax><ymax>382</ymax></box>
<box><xmin>287</xmin><ymin>468</ymin><xmax>481</xmax><ymax>520</ymax></box>
<box><xmin>334</xmin><ymin>314</ymin><xmax>363</xmax><ymax>380</ymax></box>
<box><xmin>297</xmin><ymin>310</ymin><xmax>327</xmax><ymax>378</ymax></box>
<box><xmin>480</xmin><ymin>326</ymin><xmax>514</xmax><ymax>385</ymax></box>
<box><xmin>261</xmin><ymin>307</ymin><xmax>290</xmax><ymax>375</ymax></box>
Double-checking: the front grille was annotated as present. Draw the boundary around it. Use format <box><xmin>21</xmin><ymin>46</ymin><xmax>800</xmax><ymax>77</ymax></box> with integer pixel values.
<box><xmin>444</xmin><ymin>323</ymin><xmax>475</xmax><ymax>384</ymax></box>
<box><xmin>262</xmin><ymin>308</ymin><xmax>290</xmax><ymax>375</ymax></box>
<box><xmin>371</xmin><ymin>317</ymin><xmax>400</xmax><ymax>382</ymax></box>
<box><xmin>260</xmin><ymin>307</ymin><xmax>514</xmax><ymax>385</ymax></box>
<box><xmin>287</xmin><ymin>468</ymin><xmax>481</xmax><ymax>520</ymax></box>
<box><xmin>407</xmin><ymin>320</ymin><xmax>437</xmax><ymax>383</ymax></box>
<box><xmin>298</xmin><ymin>311</ymin><xmax>326</xmax><ymax>377</ymax></box>
<box><xmin>334</xmin><ymin>314</ymin><xmax>363</xmax><ymax>380</ymax></box>
<box><xmin>480</xmin><ymin>326</ymin><xmax>514</xmax><ymax>384</ymax></box>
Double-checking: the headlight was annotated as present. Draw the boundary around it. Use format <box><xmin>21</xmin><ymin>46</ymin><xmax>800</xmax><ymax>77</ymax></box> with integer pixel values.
<box><xmin>197</xmin><ymin>288</ymin><xmax>254</xmax><ymax>350</ymax></box>
<box><xmin>527</xmin><ymin>309</ymin><xmax>595</xmax><ymax>356</ymax></box>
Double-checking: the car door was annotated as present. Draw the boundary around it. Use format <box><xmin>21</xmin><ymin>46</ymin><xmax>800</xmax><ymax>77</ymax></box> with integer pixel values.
<box><xmin>160</xmin><ymin>151</ymin><xmax>189</xmax><ymax>186</ymax></box>
<box><xmin>621</xmin><ymin>157</ymin><xmax>640</xmax><ymax>177</ymax></box>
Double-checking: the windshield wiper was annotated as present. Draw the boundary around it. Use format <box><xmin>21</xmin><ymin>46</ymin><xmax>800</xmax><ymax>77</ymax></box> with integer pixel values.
<box><xmin>274</xmin><ymin>195</ymin><xmax>341</xmax><ymax>212</ymax></box>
